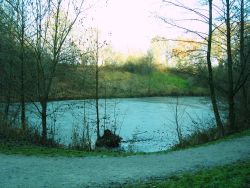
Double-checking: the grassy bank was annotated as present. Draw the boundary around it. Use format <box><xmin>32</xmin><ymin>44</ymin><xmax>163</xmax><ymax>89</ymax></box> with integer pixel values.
<box><xmin>126</xmin><ymin>159</ymin><xmax>250</xmax><ymax>188</ymax></box>
<box><xmin>52</xmin><ymin>66</ymin><xmax>208</xmax><ymax>99</ymax></box>
<box><xmin>1</xmin><ymin>129</ymin><xmax>249</xmax><ymax>157</ymax></box>
<box><xmin>171</xmin><ymin>128</ymin><xmax>250</xmax><ymax>151</ymax></box>
<box><xmin>0</xmin><ymin>143</ymin><xmax>139</xmax><ymax>157</ymax></box>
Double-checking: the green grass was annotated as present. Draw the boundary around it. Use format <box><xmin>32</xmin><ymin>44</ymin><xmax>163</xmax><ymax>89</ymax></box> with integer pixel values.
<box><xmin>126</xmin><ymin>160</ymin><xmax>250</xmax><ymax>188</ymax></box>
<box><xmin>155</xmin><ymin>128</ymin><xmax>250</xmax><ymax>154</ymax></box>
<box><xmin>103</xmin><ymin>70</ymin><xmax>206</xmax><ymax>97</ymax></box>
<box><xmin>0</xmin><ymin>143</ymin><xmax>143</xmax><ymax>157</ymax></box>
<box><xmin>53</xmin><ymin>68</ymin><xmax>208</xmax><ymax>99</ymax></box>
<box><xmin>152</xmin><ymin>72</ymin><xmax>189</xmax><ymax>88</ymax></box>
<box><xmin>222</xmin><ymin>129</ymin><xmax>250</xmax><ymax>140</ymax></box>
<box><xmin>0</xmin><ymin>129</ymin><xmax>249</xmax><ymax>157</ymax></box>
<box><xmin>192</xmin><ymin>128</ymin><xmax>250</xmax><ymax>147</ymax></box>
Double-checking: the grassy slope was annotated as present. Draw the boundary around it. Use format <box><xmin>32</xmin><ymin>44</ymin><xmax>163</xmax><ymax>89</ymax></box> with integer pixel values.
<box><xmin>127</xmin><ymin>160</ymin><xmax>250</xmax><ymax>188</ymax></box>
<box><xmin>52</xmin><ymin>68</ymin><xmax>208</xmax><ymax>99</ymax></box>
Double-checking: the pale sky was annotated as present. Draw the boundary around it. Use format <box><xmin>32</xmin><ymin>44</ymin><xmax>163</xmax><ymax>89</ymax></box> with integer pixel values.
<box><xmin>84</xmin><ymin>0</ymin><xmax>210</xmax><ymax>53</ymax></box>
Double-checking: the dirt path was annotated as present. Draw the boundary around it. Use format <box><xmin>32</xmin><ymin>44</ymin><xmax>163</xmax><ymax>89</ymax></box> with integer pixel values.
<box><xmin>1</xmin><ymin>136</ymin><xmax>250</xmax><ymax>188</ymax></box>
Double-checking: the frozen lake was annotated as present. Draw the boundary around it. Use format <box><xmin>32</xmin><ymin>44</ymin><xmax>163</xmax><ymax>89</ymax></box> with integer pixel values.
<box><xmin>26</xmin><ymin>97</ymin><xmax>216</xmax><ymax>152</ymax></box>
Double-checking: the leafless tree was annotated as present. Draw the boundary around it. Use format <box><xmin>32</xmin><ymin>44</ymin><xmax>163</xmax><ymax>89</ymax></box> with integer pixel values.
<box><xmin>95</xmin><ymin>30</ymin><xmax>101</xmax><ymax>139</ymax></box>
<box><xmin>207</xmin><ymin>0</ymin><xmax>224</xmax><ymax>136</ymax></box>
<box><xmin>4</xmin><ymin>0</ymin><xmax>32</xmax><ymax>130</ymax></box>
<box><xmin>174</xmin><ymin>96</ymin><xmax>184</xmax><ymax>145</ymax></box>
<box><xmin>158</xmin><ymin>0</ymin><xmax>224</xmax><ymax>136</ymax></box>
<box><xmin>225</xmin><ymin>0</ymin><xmax>236</xmax><ymax>130</ymax></box>
<box><xmin>31</xmin><ymin>0</ymin><xmax>85</xmax><ymax>144</ymax></box>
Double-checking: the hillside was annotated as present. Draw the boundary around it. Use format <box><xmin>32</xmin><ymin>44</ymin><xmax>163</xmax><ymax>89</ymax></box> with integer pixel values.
<box><xmin>50</xmin><ymin>64</ymin><xmax>208</xmax><ymax>100</ymax></box>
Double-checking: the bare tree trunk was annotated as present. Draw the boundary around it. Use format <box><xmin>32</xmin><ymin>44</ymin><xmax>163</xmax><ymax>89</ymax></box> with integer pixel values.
<box><xmin>240</xmin><ymin>0</ymin><xmax>245</xmax><ymax>76</ymax></box>
<box><xmin>239</xmin><ymin>0</ymin><xmax>249</xmax><ymax>118</ymax></box>
<box><xmin>83</xmin><ymin>100</ymin><xmax>91</xmax><ymax>150</ymax></box>
<box><xmin>4</xmin><ymin>60</ymin><xmax>13</xmax><ymax>121</ymax></box>
<box><xmin>207</xmin><ymin>0</ymin><xmax>224</xmax><ymax>136</ymax></box>
<box><xmin>41</xmin><ymin>100</ymin><xmax>47</xmax><ymax>144</ymax></box>
<box><xmin>175</xmin><ymin>96</ymin><xmax>183</xmax><ymax>145</ymax></box>
<box><xmin>226</xmin><ymin>0</ymin><xmax>236</xmax><ymax>131</ymax></box>
<box><xmin>104</xmin><ymin>85</ymin><xmax>107</xmax><ymax>130</ymax></box>
<box><xmin>20</xmin><ymin>0</ymin><xmax>26</xmax><ymax>130</ymax></box>
<box><xmin>95</xmin><ymin>32</ymin><xmax>100</xmax><ymax>139</ymax></box>
<box><xmin>4</xmin><ymin>84</ymin><xmax>11</xmax><ymax>121</ymax></box>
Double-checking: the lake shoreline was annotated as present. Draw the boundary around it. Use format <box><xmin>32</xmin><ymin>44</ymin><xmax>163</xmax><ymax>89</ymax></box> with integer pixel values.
<box><xmin>0</xmin><ymin>92</ymin><xmax>209</xmax><ymax>103</ymax></box>
<box><xmin>47</xmin><ymin>93</ymin><xmax>209</xmax><ymax>102</ymax></box>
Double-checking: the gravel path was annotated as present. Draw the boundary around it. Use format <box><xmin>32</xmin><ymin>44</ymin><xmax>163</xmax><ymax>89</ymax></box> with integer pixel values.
<box><xmin>1</xmin><ymin>136</ymin><xmax>250</xmax><ymax>188</ymax></box>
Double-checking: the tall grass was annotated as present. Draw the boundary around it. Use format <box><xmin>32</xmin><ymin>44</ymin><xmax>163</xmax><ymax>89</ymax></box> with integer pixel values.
<box><xmin>0</xmin><ymin>115</ymin><xmax>59</xmax><ymax>147</ymax></box>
